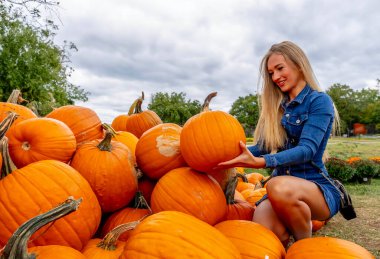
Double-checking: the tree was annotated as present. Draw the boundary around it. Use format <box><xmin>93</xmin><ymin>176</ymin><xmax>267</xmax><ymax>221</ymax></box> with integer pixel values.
<box><xmin>148</xmin><ymin>92</ymin><xmax>201</xmax><ymax>126</ymax></box>
<box><xmin>326</xmin><ymin>83</ymin><xmax>359</xmax><ymax>134</ymax></box>
<box><xmin>0</xmin><ymin>2</ymin><xmax>88</xmax><ymax>116</ymax></box>
<box><xmin>229</xmin><ymin>94</ymin><xmax>259</xmax><ymax>137</ymax></box>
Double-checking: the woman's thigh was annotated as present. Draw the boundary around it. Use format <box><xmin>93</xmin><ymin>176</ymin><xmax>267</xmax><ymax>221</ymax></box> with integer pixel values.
<box><xmin>266</xmin><ymin>175</ymin><xmax>331</xmax><ymax>220</ymax></box>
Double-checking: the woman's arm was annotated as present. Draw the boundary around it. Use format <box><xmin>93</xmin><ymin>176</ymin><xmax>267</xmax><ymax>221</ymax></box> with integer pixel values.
<box><xmin>263</xmin><ymin>94</ymin><xmax>334</xmax><ymax>168</ymax></box>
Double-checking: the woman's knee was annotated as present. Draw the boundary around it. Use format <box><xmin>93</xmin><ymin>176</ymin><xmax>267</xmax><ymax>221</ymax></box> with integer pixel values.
<box><xmin>266</xmin><ymin>177</ymin><xmax>297</xmax><ymax>204</ymax></box>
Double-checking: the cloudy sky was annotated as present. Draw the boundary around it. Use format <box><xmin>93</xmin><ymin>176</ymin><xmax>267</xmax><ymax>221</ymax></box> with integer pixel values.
<box><xmin>51</xmin><ymin>0</ymin><xmax>380</xmax><ymax>123</ymax></box>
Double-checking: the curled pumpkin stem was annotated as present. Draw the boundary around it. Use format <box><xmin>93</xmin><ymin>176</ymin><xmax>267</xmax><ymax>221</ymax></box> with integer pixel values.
<box><xmin>0</xmin><ymin>112</ymin><xmax>19</xmax><ymax>140</ymax></box>
<box><xmin>0</xmin><ymin>137</ymin><xmax>18</xmax><ymax>179</ymax></box>
<box><xmin>102</xmin><ymin>123</ymin><xmax>117</xmax><ymax>136</ymax></box>
<box><xmin>201</xmin><ymin>92</ymin><xmax>217</xmax><ymax>112</ymax></box>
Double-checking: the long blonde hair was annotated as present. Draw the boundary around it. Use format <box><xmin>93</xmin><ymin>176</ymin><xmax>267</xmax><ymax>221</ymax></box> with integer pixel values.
<box><xmin>253</xmin><ymin>41</ymin><xmax>340</xmax><ymax>153</ymax></box>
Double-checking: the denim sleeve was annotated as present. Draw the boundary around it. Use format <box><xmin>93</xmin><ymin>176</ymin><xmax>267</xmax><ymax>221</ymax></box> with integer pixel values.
<box><xmin>263</xmin><ymin>94</ymin><xmax>334</xmax><ymax>168</ymax></box>
<box><xmin>247</xmin><ymin>144</ymin><xmax>268</xmax><ymax>157</ymax></box>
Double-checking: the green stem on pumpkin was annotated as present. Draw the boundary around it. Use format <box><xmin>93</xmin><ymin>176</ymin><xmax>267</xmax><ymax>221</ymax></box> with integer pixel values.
<box><xmin>236</xmin><ymin>172</ymin><xmax>248</xmax><ymax>183</ymax></box>
<box><xmin>0</xmin><ymin>197</ymin><xmax>82</xmax><ymax>259</ymax></box>
<box><xmin>133</xmin><ymin>191</ymin><xmax>152</xmax><ymax>213</ymax></box>
<box><xmin>0</xmin><ymin>137</ymin><xmax>18</xmax><ymax>179</ymax></box>
<box><xmin>201</xmin><ymin>92</ymin><xmax>217</xmax><ymax>112</ymax></box>
<box><xmin>97</xmin><ymin>132</ymin><xmax>113</xmax><ymax>151</ymax></box>
<box><xmin>224</xmin><ymin>171</ymin><xmax>240</xmax><ymax>205</ymax></box>
<box><xmin>102</xmin><ymin>123</ymin><xmax>117</xmax><ymax>136</ymax></box>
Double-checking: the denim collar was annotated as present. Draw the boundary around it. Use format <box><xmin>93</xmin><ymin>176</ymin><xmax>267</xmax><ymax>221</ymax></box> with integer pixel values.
<box><xmin>281</xmin><ymin>84</ymin><xmax>311</xmax><ymax>108</ymax></box>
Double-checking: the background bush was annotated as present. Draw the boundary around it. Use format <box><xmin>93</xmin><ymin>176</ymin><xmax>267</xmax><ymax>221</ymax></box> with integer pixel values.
<box><xmin>351</xmin><ymin>159</ymin><xmax>380</xmax><ymax>181</ymax></box>
<box><xmin>325</xmin><ymin>157</ymin><xmax>356</xmax><ymax>182</ymax></box>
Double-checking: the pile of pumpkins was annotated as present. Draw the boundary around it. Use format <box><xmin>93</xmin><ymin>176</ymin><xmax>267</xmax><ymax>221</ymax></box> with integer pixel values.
<box><xmin>0</xmin><ymin>91</ymin><xmax>374</xmax><ymax>258</ymax></box>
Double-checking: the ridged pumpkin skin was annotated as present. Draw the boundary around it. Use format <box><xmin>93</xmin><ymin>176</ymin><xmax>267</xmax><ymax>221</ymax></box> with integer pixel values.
<box><xmin>151</xmin><ymin>167</ymin><xmax>227</xmax><ymax>225</ymax></box>
<box><xmin>125</xmin><ymin>110</ymin><xmax>162</xmax><ymax>138</ymax></box>
<box><xmin>112</xmin><ymin>131</ymin><xmax>138</xmax><ymax>163</ymax></box>
<box><xmin>46</xmin><ymin>105</ymin><xmax>103</xmax><ymax>145</ymax></box>
<box><xmin>101</xmin><ymin>207</ymin><xmax>151</xmax><ymax>241</ymax></box>
<box><xmin>180</xmin><ymin>110</ymin><xmax>246</xmax><ymax>173</ymax></box>
<box><xmin>81</xmin><ymin>238</ymin><xmax>126</xmax><ymax>258</ymax></box>
<box><xmin>121</xmin><ymin>211</ymin><xmax>241</xmax><ymax>259</ymax></box>
<box><xmin>0</xmin><ymin>102</ymin><xmax>37</xmax><ymax>127</ymax></box>
<box><xmin>7</xmin><ymin>117</ymin><xmax>76</xmax><ymax>168</ymax></box>
<box><xmin>214</xmin><ymin>220</ymin><xmax>286</xmax><ymax>259</ymax></box>
<box><xmin>285</xmin><ymin>237</ymin><xmax>374</xmax><ymax>259</ymax></box>
<box><xmin>70</xmin><ymin>138</ymin><xmax>138</xmax><ymax>213</ymax></box>
<box><xmin>225</xmin><ymin>192</ymin><xmax>255</xmax><ymax>221</ymax></box>
<box><xmin>136</xmin><ymin>123</ymin><xmax>187</xmax><ymax>179</ymax></box>
<box><xmin>29</xmin><ymin>245</ymin><xmax>86</xmax><ymax>259</ymax></box>
<box><xmin>0</xmin><ymin>160</ymin><xmax>101</xmax><ymax>250</ymax></box>
<box><xmin>111</xmin><ymin>114</ymin><xmax>129</xmax><ymax>131</ymax></box>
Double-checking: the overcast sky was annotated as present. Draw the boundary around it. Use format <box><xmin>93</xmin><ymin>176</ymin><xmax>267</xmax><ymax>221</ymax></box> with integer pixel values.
<box><xmin>52</xmin><ymin>0</ymin><xmax>380</xmax><ymax>123</ymax></box>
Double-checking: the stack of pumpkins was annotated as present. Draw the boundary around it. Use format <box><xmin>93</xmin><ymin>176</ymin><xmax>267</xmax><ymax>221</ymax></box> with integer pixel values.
<box><xmin>0</xmin><ymin>91</ymin><xmax>374</xmax><ymax>258</ymax></box>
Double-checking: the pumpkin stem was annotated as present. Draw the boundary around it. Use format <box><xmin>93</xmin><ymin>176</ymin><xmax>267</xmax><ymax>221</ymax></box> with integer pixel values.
<box><xmin>102</xmin><ymin>123</ymin><xmax>117</xmax><ymax>136</ymax></box>
<box><xmin>6</xmin><ymin>90</ymin><xmax>28</xmax><ymax>104</ymax></box>
<box><xmin>236</xmin><ymin>172</ymin><xmax>248</xmax><ymax>183</ymax></box>
<box><xmin>97</xmin><ymin>132</ymin><xmax>113</xmax><ymax>151</ymax></box>
<box><xmin>260</xmin><ymin>174</ymin><xmax>273</xmax><ymax>186</ymax></box>
<box><xmin>201</xmin><ymin>92</ymin><xmax>217</xmax><ymax>112</ymax></box>
<box><xmin>0</xmin><ymin>197</ymin><xmax>82</xmax><ymax>259</ymax></box>
<box><xmin>0</xmin><ymin>137</ymin><xmax>18</xmax><ymax>179</ymax></box>
<box><xmin>133</xmin><ymin>191</ymin><xmax>152</xmax><ymax>213</ymax></box>
<box><xmin>225</xmin><ymin>172</ymin><xmax>239</xmax><ymax>205</ymax></box>
<box><xmin>97</xmin><ymin>215</ymin><xmax>148</xmax><ymax>251</ymax></box>
<box><xmin>0</xmin><ymin>112</ymin><xmax>19</xmax><ymax>140</ymax></box>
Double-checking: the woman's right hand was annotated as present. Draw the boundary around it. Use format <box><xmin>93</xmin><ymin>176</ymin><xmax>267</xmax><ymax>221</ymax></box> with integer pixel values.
<box><xmin>213</xmin><ymin>141</ymin><xmax>266</xmax><ymax>170</ymax></box>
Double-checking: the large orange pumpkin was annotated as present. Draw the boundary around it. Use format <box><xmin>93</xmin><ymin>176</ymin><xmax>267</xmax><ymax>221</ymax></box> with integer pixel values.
<box><xmin>285</xmin><ymin>236</ymin><xmax>374</xmax><ymax>258</ymax></box>
<box><xmin>70</xmin><ymin>132</ymin><xmax>138</xmax><ymax>213</ymax></box>
<box><xmin>150</xmin><ymin>167</ymin><xmax>227</xmax><ymax>225</ymax></box>
<box><xmin>7</xmin><ymin>117</ymin><xmax>76</xmax><ymax>168</ymax></box>
<box><xmin>180</xmin><ymin>92</ymin><xmax>246</xmax><ymax>173</ymax></box>
<box><xmin>120</xmin><ymin>211</ymin><xmax>241</xmax><ymax>258</ymax></box>
<box><xmin>1</xmin><ymin>197</ymin><xmax>86</xmax><ymax>259</ymax></box>
<box><xmin>124</xmin><ymin>95</ymin><xmax>162</xmax><ymax>138</ymax></box>
<box><xmin>46</xmin><ymin>105</ymin><xmax>103</xmax><ymax>145</ymax></box>
<box><xmin>135</xmin><ymin>123</ymin><xmax>187</xmax><ymax>179</ymax></box>
<box><xmin>214</xmin><ymin>220</ymin><xmax>286</xmax><ymax>259</ymax></box>
<box><xmin>0</xmin><ymin>156</ymin><xmax>101</xmax><ymax>250</ymax></box>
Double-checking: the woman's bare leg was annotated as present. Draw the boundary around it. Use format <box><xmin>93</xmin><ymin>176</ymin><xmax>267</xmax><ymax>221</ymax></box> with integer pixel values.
<box><xmin>253</xmin><ymin>199</ymin><xmax>290</xmax><ymax>246</ymax></box>
<box><xmin>265</xmin><ymin>175</ymin><xmax>331</xmax><ymax>241</ymax></box>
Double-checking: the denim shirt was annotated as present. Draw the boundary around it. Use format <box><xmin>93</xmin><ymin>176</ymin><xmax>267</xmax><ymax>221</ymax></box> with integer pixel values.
<box><xmin>248</xmin><ymin>84</ymin><xmax>334</xmax><ymax>178</ymax></box>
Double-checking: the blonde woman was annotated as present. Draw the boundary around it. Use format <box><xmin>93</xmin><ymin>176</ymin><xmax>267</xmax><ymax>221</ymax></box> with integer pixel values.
<box><xmin>216</xmin><ymin>41</ymin><xmax>341</xmax><ymax>245</ymax></box>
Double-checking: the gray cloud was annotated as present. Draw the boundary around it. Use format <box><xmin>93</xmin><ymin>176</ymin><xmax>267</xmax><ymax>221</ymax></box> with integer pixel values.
<box><xmin>55</xmin><ymin>0</ymin><xmax>380</xmax><ymax>122</ymax></box>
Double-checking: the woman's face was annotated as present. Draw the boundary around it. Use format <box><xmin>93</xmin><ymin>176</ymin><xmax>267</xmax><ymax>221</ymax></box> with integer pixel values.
<box><xmin>267</xmin><ymin>53</ymin><xmax>306</xmax><ymax>99</ymax></box>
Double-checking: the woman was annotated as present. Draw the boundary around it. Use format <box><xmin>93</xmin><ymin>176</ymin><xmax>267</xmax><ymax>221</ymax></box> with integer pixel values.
<box><xmin>216</xmin><ymin>41</ymin><xmax>341</xmax><ymax>245</ymax></box>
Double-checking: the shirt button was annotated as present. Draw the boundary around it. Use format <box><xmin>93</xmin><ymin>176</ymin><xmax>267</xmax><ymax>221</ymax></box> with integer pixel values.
<box><xmin>296</xmin><ymin>119</ymin><xmax>300</xmax><ymax>123</ymax></box>
<box><xmin>285</xmin><ymin>114</ymin><xmax>290</xmax><ymax>117</ymax></box>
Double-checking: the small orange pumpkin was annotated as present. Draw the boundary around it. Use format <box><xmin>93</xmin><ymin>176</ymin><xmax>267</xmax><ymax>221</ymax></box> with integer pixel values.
<box><xmin>111</xmin><ymin>114</ymin><xmax>129</xmax><ymax>131</ymax></box>
<box><xmin>125</xmin><ymin>94</ymin><xmax>162</xmax><ymax>138</ymax></box>
<box><xmin>241</xmin><ymin>187</ymin><xmax>267</xmax><ymax>206</ymax></box>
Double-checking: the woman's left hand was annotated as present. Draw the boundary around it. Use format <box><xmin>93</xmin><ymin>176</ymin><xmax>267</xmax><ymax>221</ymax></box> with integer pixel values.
<box><xmin>213</xmin><ymin>141</ymin><xmax>266</xmax><ymax>170</ymax></box>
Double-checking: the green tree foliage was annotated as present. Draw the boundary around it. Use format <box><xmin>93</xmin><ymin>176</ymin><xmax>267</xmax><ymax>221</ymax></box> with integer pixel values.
<box><xmin>148</xmin><ymin>92</ymin><xmax>201</xmax><ymax>126</ymax></box>
<box><xmin>229</xmin><ymin>94</ymin><xmax>259</xmax><ymax>137</ymax></box>
<box><xmin>327</xmin><ymin>82</ymin><xmax>380</xmax><ymax>134</ymax></box>
<box><xmin>0</xmin><ymin>2</ymin><xmax>88</xmax><ymax>116</ymax></box>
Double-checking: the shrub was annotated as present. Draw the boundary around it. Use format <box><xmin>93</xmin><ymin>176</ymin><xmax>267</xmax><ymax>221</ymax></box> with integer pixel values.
<box><xmin>351</xmin><ymin>159</ymin><xmax>380</xmax><ymax>182</ymax></box>
<box><xmin>325</xmin><ymin>157</ymin><xmax>356</xmax><ymax>182</ymax></box>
